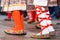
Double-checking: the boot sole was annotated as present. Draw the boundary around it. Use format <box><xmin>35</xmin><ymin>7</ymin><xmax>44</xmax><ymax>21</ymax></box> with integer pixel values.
<box><xmin>27</xmin><ymin>21</ymin><xmax>34</xmax><ymax>24</ymax></box>
<box><xmin>31</xmin><ymin>36</ymin><xmax>50</xmax><ymax>39</ymax></box>
<box><xmin>4</xmin><ymin>31</ymin><xmax>26</xmax><ymax>35</ymax></box>
<box><xmin>35</xmin><ymin>25</ymin><xmax>41</xmax><ymax>29</ymax></box>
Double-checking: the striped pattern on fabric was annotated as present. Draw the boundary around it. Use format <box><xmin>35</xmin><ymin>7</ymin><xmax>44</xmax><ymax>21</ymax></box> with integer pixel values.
<box><xmin>1</xmin><ymin>0</ymin><xmax>26</xmax><ymax>12</ymax></box>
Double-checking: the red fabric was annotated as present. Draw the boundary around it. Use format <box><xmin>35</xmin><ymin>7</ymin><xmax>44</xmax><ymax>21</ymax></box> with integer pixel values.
<box><xmin>7</xmin><ymin>12</ymin><xmax>11</xmax><ymax>19</ymax></box>
<box><xmin>29</xmin><ymin>10</ymin><xmax>36</xmax><ymax>21</ymax></box>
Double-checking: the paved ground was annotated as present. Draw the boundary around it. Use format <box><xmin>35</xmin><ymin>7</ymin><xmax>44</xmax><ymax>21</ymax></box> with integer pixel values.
<box><xmin>0</xmin><ymin>15</ymin><xmax>60</xmax><ymax>40</ymax></box>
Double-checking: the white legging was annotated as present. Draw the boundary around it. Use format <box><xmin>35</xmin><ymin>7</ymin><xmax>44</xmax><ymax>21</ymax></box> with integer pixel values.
<box><xmin>35</xmin><ymin>6</ymin><xmax>53</xmax><ymax>31</ymax></box>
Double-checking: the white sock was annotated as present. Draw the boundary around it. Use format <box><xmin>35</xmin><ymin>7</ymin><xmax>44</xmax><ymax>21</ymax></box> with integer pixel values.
<box><xmin>46</xmin><ymin>20</ymin><xmax>55</xmax><ymax>32</ymax></box>
<box><xmin>37</xmin><ymin>28</ymin><xmax>49</xmax><ymax>35</ymax></box>
<box><xmin>48</xmin><ymin>26</ymin><xmax>55</xmax><ymax>32</ymax></box>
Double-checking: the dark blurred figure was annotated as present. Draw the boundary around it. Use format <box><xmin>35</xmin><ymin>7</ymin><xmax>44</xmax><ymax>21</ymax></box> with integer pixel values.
<box><xmin>24</xmin><ymin>10</ymin><xmax>27</xmax><ymax>17</ymax></box>
<box><xmin>55</xmin><ymin>0</ymin><xmax>60</xmax><ymax>19</ymax></box>
<box><xmin>48</xmin><ymin>0</ymin><xmax>60</xmax><ymax>19</ymax></box>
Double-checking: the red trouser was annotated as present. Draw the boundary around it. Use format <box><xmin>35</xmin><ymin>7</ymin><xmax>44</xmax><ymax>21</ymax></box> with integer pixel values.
<box><xmin>28</xmin><ymin>10</ymin><xmax>36</xmax><ymax>21</ymax></box>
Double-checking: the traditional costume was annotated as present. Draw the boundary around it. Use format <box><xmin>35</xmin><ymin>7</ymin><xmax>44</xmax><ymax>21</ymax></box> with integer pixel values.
<box><xmin>1</xmin><ymin>0</ymin><xmax>26</xmax><ymax>35</ymax></box>
<box><xmin>31</xmin><ymin>0</ymin><xmax>55</xmax><ymax>39</ymax></box>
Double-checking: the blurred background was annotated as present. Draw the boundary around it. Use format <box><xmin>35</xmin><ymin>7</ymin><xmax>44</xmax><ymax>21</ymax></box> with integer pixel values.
<box><xmin>0</xmin><ymin>0</ymin><xmax>60</xmax><ymax>19</ymax></box>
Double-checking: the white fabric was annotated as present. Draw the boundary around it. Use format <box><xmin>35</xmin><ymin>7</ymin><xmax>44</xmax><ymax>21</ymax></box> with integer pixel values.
<box><xmin>1</xmin><ymin>0</ymin><xmax>26</xmax><ymax>12</ymax></box>
<box><xmin>46</xmin><ymin>19</ymin><xmax>55</xmax><ymax>32</ymax></box>
<box><xmin>40</xmin><ymin>20</ymin><xmax>47</xmax><ymax>26</ymax></box>
<box><xmin>47</xmin><ymin>20</ymin><xmax>52</xmax><ymax>24</ymax></box>
<box><xmin>48</xmin><ymin>26</ymin><xmax>55</xmax><ymax>32</ymax></box>
<box><xmin>37</xmin><ymin>28</ymin><xmax>49</xmax><ymax>35</ymax></box>
<box><xmin>38</xmin><ymin>13</ymin><xmax>46</xmax><ymax>18</ymax></box>
<box><xmin>33</xmin><ymin>0</ymin><xmax>48</xmax><ymax>6</ymax></box>
<box><xmin>3</xmin><ymin>4</ymin><xmax>26</xmax><ymax>12</ymax></box>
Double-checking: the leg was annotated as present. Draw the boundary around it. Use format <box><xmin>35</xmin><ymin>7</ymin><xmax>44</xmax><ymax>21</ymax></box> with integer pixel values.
<box><xmin>12</xmin><ymin>10</ymin><xmax>24</xmax><ymax>30</ymax></box>
<box><xmin>45</xmin><ymin>8</ymin><xmax>55</xmax><ymax>36</ymax></box>
<box><xmin>4</xmin><ymin>12</ymin><xmax>11</xmax><ymax>21</ymax></box>
<box><xmin>27</xmin><ymin>10</ymin><xmax>36</xmax><ymax>23</ymax></box>
<box><xmin>31</xmin><ymin>6</ymin><xmax>50</xmax><ymax>39</ymax></box>
<box><xmin>31</xmin><ymin>6</ymin><xmax>55</xmax><ymax>39</ymax></box>
<box><xmin>35</xmin><ymin>7</ymin><xmax>41</xmax><ymax>29</ymax></box>
<box><xmin>4</xmin><ymin>10</ymin><xmax>26</xmax><ymax>35</ymax></box>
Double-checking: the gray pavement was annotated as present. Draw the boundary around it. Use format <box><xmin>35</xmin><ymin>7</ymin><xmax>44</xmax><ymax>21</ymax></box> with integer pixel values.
<box><xmin>0</xmin><ymin>15</ymin><xmax>60</xmax><ymax>40</ymax></box>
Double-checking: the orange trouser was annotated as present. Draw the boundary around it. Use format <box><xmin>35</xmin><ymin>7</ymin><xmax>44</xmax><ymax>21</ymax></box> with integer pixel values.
<box><xmin>12</xmin><ymin>10</ymin><xmax>24</xmax><ymax>30</ymax></box>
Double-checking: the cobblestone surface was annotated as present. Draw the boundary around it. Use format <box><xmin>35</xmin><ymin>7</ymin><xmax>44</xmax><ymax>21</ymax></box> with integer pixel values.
<box><xmin>0</xmin><ymin>15</ymin><xmax>60</xmax><ymax>40</ymax></box>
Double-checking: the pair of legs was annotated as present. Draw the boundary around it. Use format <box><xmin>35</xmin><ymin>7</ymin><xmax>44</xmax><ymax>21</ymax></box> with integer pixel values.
<box><xmin>27</xmin><ymin>10</ymin><xmax>40</xmax><ymax>29</ymax></box>
<box><xmin>31</xmin><ymin>6</ymin><xmax>55</xmax><ymax>39</ymax></box>
<box><xmin>4</xmin><ymin>7</ymin><xmax>55</xmax><ymax>39</ymax></box>
<box><xmin>5</xmin><ymin>10</ymin><xmax>26</xmax><ymax>35</ymax></box>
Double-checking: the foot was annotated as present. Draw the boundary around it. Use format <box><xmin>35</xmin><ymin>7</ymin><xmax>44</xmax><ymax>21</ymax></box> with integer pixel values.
<box><xmin>35</xmin><ymin>25</ymin><xmax>41</xmax><ymax>29</ymax></box>
<box><xmin>27</xmin><ymin>20</ymin><xmax>34</xmax><ymax>24</ymax></box>
<box><xmin>31</xmin><ymin>34</ymin><xmax>50</xmax><ymax>39</ymax></box>
<box><xmin>4</xmin><ymin>18</ymin><xmax>11</xmax><ymax>21</ymax></box>
<box><xmin>35</xmin><ymin>20</ymin><xmax>38</xmax><ymax>24</ymax></box>
<box><xmin>4</xmin><ymin>29</ymin><xmax>26</xmax><ymax>35</ymax></box>
<box><xmin>35</xmin><ymin>23</ymin><xmax>41</xmax><ymax>29</ymax></box>
<box><xmin>24</xmin><ymin>17</ymin><xmax>29</xmax><ymax>21</ymax></box>
<box><xmin>49</xmin><ymin>31</ymin><xmax>55</xmax><ymax>36</ymax></box>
